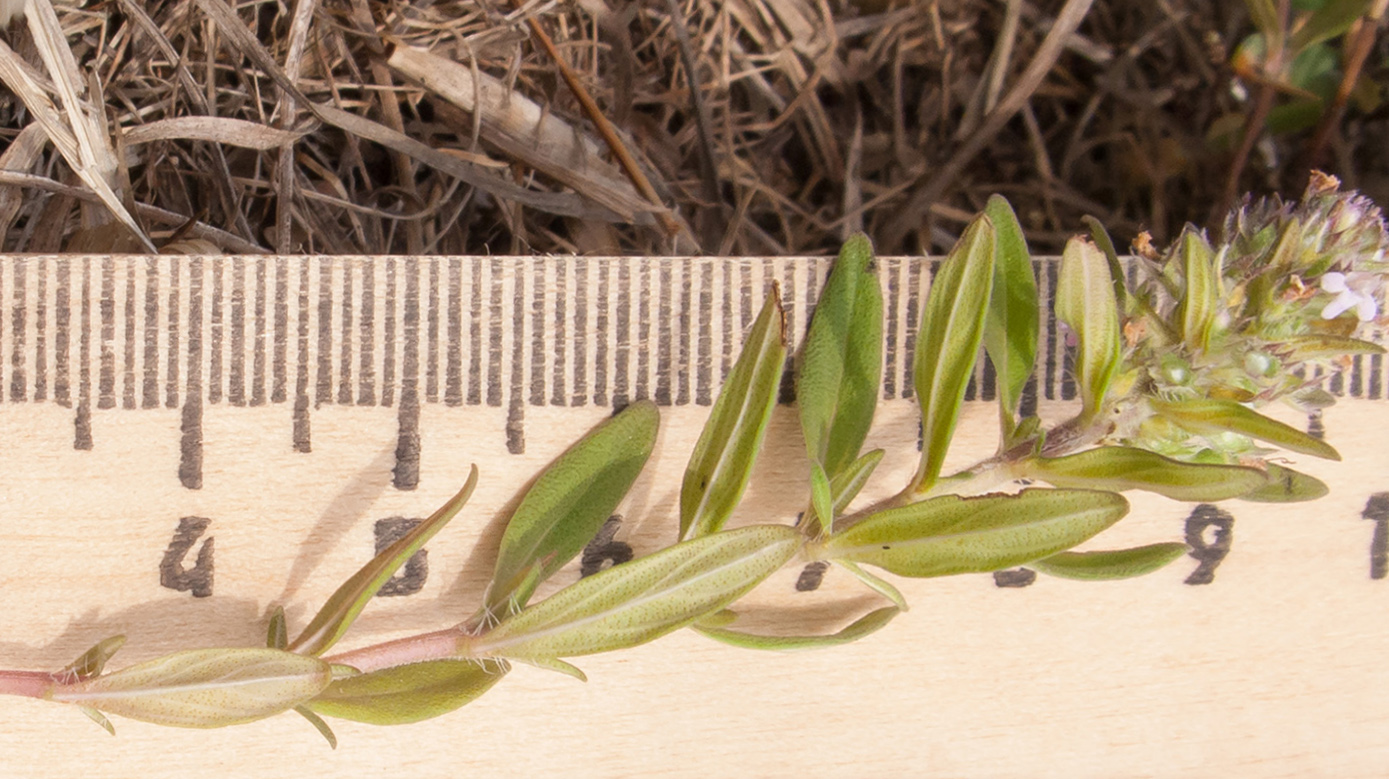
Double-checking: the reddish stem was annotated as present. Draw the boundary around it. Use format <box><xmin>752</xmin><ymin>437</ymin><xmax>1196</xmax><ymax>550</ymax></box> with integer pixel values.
<box><xmin>0</xmin><ymin>670</ymin><xmax>59</xmax><ymax>700</ymax></box>
<box><xmin>322</xmin><ymin>627</ymin><xmax>469</xmax><ymax>674</ymax></box>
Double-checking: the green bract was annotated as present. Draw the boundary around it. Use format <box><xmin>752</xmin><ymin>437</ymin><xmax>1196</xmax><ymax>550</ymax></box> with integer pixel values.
<box><xmin>1149</xmin><ymin>397</ymin><xmax>1341</xmax><ymax>460</ymax></box>
<box><xmin>1055</xmin><ymin>236</ymin><xmax>1121</xmax><ymax>420</ymax></box>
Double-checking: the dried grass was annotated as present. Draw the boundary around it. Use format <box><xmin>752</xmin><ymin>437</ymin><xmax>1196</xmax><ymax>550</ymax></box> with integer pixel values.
<box><xmin>0</xmin><ymin>0</ymin><xmax>1380</xmax><ymax>256</ymax></box>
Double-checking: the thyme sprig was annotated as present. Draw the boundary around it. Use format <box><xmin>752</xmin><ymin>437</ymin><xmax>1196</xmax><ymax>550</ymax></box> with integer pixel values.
<box><xmin>3</xmin><ymin>176</ymin><xmax>1382</xmax><ymax>744</ymax></box>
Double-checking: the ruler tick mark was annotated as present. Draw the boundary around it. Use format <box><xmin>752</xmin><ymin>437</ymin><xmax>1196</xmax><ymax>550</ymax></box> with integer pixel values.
<box><xmin>572</xmin><ymin>257</ymin><xmax>587</xmax><ymax>406</ymax></box>
<box><xmin>98</xmin><ymin>258</ymin><xmax>115</xmax><ymax>410</ymax></box>
<box><xmin>359</xmin><ymin>260</ymin><xmax>376</xmax><ymax>406</ymax></box>
<box><xmin>209</xmin><ymin>258</ymin><xmax>223</xmax><ymax>405</ymax></box>
<box><xmin>230</xmin><ymin>257</ymin><xmax>246</xmax><ymax>406</ymax></box>
<box><xmin>293</xmin><ymin>260</ymin><xmax>311</xmax><ymax>453</ymax></box>
<box><xmin>507</xmin><ymin>259</ymin><xmax>525</xmax><ymax>453</ymax></box>
<box><xmin>10</xmin><ymin>259</ymin><xmax>25</xmax><ymax>402</ymax></box>
<box><xmin>251</xmin><ymin>258</ymin><xmax>267</xmax><ymax>406</ymax></box>
<box><xmin>180</xmin><ymin>257</ymin><xmax>203</xmax><ymax>487</ymax></box>
<box><xmin>446</xmin><ymin>258</ymin><xmax>462</xmax><ymax>407</ymax></box>
<box><xmin>142</xmin><ymin>258</ymin><xmax>159</xmax><ymax>408</ymax></box>
<box><xmin>272</xmin><ymin>257</ymin><xmax>288</xmax><ymax>404</ymax></box>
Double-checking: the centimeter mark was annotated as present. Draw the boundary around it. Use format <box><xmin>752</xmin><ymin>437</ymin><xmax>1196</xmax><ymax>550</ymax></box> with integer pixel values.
<box><xmin>0</xmin><ymin>257</ymin><xmax>1384</xmax><ymax>492</ymax></box>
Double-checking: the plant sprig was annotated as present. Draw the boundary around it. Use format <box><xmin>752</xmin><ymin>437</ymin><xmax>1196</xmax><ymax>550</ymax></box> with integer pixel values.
<box><xmin>3</xmin><ymin>175</ymin><xmax>1384</xmax><ymax>744</ymax></box>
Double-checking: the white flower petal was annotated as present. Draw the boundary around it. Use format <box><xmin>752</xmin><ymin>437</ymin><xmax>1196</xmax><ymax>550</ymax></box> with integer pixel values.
<box><xmin>1320</xmin><ymin>272</ymin><xmax>1348</xmax><ymax>293</ymax></box>
<box><xmin>1322</xmin><ymin>292</ymin><xmax>1356</xmax><ymax>320</ymax></box>
<box><xmin>1355</xmin><ymin>295</ymin><xmax>1378</xmax><ymax>322</ymax></box>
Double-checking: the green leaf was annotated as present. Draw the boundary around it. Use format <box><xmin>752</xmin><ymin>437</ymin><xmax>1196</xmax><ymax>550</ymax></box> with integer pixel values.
<box><xmin>798</xmin><ymin>233</ymin><xmax>883</xmax><ymax>480</ymax></box>
<box><xmin>820</xmin><ymin>489</ymin><xmax>1129</xmax><ymax>578</ymax></box>
<box><xmin>1243</xmin><ymin>0</ymin><xmax>1282</xmax><ymax>40</ymax></box>
<box><xmin>1239</xmin><ymin>463</ymin><xmax>1330</xmax><ymax>502</ymax></box>
<box><xmin>61</xmin><ymin>635</ymin><xmax>126</xmax><ymax>682</ymax></box>
<box><xmin>51</xmin><ymin>648</ymin><xmax>333</xmax><ymax>729</ymax></box>
<box><xmin>681</xmin><ymin>291</ymin><xmax>786</xmax><ymax>540</ymax></box>
<box><xmin>1279</xmin><ymin>334</ymin><xmax>1386</xmax><ymax>360</ymax></box>
<box><xmin>1030</xmin><ymin>543</ymin><xmax>1189</xmax><ymax>580</ymax></box>
<box><xmin>484</xmin><ymin>401</ymin><xmax>659</xmax><ymax>615</ymax></box>
<box><xmin>306</xmin><ymin>659</ymin><xmax>509</xmax><ymax>725</ymax></box>
<box><xmin>266</xmin><ymin>607</ymin><xmax>287</xmax><ymax>650</ymax></box>
<box><xmin>692</xmin><ymin>606</ymin><xmax>900</xmax><ymax>651</ymax></box>
<box><xmin>293</xmin><ymin>705</ymin><xmax>337</xmax><ymax>748</ymax></box>
<box><xmin>1026</xmin><ymin>446</ymin><xmax>1268</xmax><ymax>501</ymax></box>
<box><xmin>981</xmin><ymin>196</ymin><xmax>1038</xmax><ymax>437</ymax></box>
<box><xmin>1176</xmin><ymin>230</ymin><xmax>1221</xmax><ymax>352</ymax></box>
<box><xmin>1150</xmin><ymin>398</ymin><xmax>1341</xmax><ymax>460</ymax></box>
<box><xmin>909</xmin><ymin>215</ymin><xmax>996</xmax><ymax>494</ymax></box>
<box><xmin>1055</xmin><ymin>236</ymin><xmax>1120</xmax><ymax>418</ymax></box>
<box><xmin>469</xmin><ymin>525</ymin><xmax>803</xmax><ymax>661</ymax></box>
<box><xmin>1291</xmin><ymin>0</ymin><xmax>1370</xmax><ymax>50</ymax></box>
<box><xmin>289</xmin><ymin>466</ymin><xmax>480</xmax><ymax>656</ymax></box>
<box><xmin>836</xmin><ymin>559</ymin><xmax>908</xmax><ymax>610</ymax></box>
<box><xmin>809</xmin><ymin>461</ymin><xmax>835</xmax><ymax>534</ymax></box>
<box><xmin>830</xmin><ymin>448</ymin><xmax>884</xmax><ymax>516</ymax></box>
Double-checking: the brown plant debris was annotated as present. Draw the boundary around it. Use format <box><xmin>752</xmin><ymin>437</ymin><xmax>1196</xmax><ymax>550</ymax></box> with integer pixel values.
<box><xmin>0</xmin><ymin>0</ymin><xmax>1381</xmax><ymax>256</ymax></box>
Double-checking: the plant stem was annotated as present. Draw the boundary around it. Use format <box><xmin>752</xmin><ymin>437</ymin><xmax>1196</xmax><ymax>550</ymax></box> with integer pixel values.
<box><xmin>322</xmin><ymin>627</ymin><xmax>468</xmax><ymax>674</ymax></box>
<box><xmin>0</xmin><ymin>670</ymin><xmax>58</xmax><ymax>699</ymax></box>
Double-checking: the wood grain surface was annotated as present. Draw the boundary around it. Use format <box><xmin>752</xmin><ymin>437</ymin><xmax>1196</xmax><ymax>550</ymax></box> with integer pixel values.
<box><xmin>0</xmin><ymin>256</ymin><xmax>1383</xmax><ymax>777</ymax></box>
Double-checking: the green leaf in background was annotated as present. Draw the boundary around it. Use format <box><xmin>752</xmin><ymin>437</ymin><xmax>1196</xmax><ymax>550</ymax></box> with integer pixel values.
<box><xmin>1055</xmin><ymin>236</ymin><xmax>1121</xmax><ymax>419</ymax></box>
<box><xmin>1030</xmin><ymin>543</ymin><xmax>1189</xmax><ymax>580</ymax></box>
<box><xmin>691</xmin><ymin>606</ymin><xmax>899</xmax><ymax>651</ymax></box>
<box><xmin>1026</xmin><ymin>446</ymin><xmax>1268</xmax><ymax>501</ymax></box>
<box><xmin>1291</xmin><ymin>0</ymin><xmax>1371</xmax><ymax>50</ymax></box>
<box><xmin>1150</xmin><ymin>397</ymin><xmax>1341</xmax><ymax>460</ymax></box>
<box><xmin>60</xmin><ymin>635</ymin><xmax>126</xmax><ymax>682</ymax></box>
<box><xmin>469</xmin><ymin>525</ymin><xmax>803</xmax><ymax>662</ymax></box>
<box><xmin>830</xmin><ymin>448</ymin><xmax>884</xmax><ymax>516</ymax></box>
<box><xmin>1239</xmin><ymin>463</ymin><xmax>1330</xmax><ymax>502</ymax></box>
<box><xmin>485</xmin><ymin>400</ymin><xmax>659</xmax><ymax>614</ymax></box>
<box><xmin>1176</xmin><ymin>230</ymin><xmax>1221</xmax><ymax>352</ymax></box>
<box><xmin>266</xmin><ymin>607</ymin><xmax>287</xmax><ymax>650</ymax></box>
<box><xmin>981</xmin><ymin>196</ymin><xmax>1038</xmax><ymax>440</ymax></box>
<box><xmin>51</xmin><ymin>648</ymin><xmax>333</xmax><ymax>729</ymax></box>
<box><xmin>681</xmin><ymin>290</ymin><xmax>786</xmax><ymax>540</ymax></box>
<box><xmin>289</xmin><ymin>465</ymin><xmax>480</xmax><ymax>656</ymax></box>
<box><xmin>798</xmin><ymin>233</ymin><xmax>883</xmax><ymax>480</ymax></box>
<box><xmin>306</xmin><ymin>659</ymin><xmax>508</xmax><ymax>725</ymax></box>
<box><xmin>1242</xmin><ymin>0</ymin><xmax>1282</xmax><ymax>41</ymax></box>
<box><xmin>909</xmin><ymin>214</ymin><xmax>996</xmax><ymax>495</ymax></box>
<box><xmin>820</xmin><ymin>489</ymin><xmax>1129</xmax><ymax>578</ymax></box>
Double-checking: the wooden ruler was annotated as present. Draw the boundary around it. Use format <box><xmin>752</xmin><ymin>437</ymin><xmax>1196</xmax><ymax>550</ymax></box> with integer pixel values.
<box><xmin>0</xmin><ymin>255</ymin><xmax>1385</xmax><ymax>777</ymax></box>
